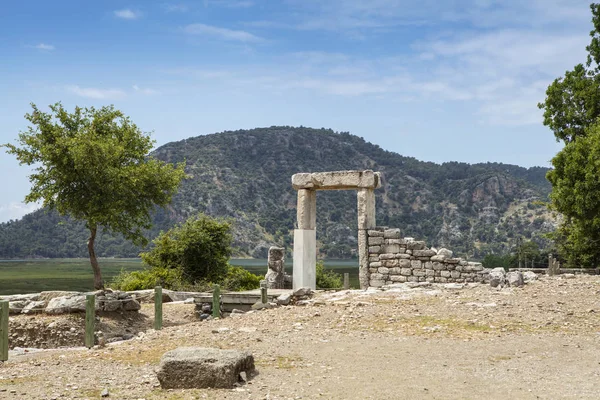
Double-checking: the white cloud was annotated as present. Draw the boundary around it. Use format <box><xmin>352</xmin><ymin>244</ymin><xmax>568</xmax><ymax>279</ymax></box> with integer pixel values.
<box><xmin>67</xmin><ymin>85</ymin><xmax>127</xmax><ymax>100</ymax></box>
<box><xmin>34</xmin><ymin>43</ymin><xmax>55</xmax><ymax>51</ymax></box>
<box><xmin>183</xmin><ymin>23</ymin><xmax>263</xmax><ymax>42</ymax></box>
<box><xmin>164</xmin><ymin>3</ymin><xmax>188</xmax><ymax>12</ymax></box>
<box><xmin>204</xmin><ymin>0</ymin><xmax>254</xmax><ymax>8</ymax></box>
<box><xmin>114</xmin><ymin>9</ymin><xmax>140</xmax><ymax>20</ymax></box>
<box><xmin>0</xmin><ymin>202</ymin><xmax>40</xmax><ymax>223</ymax></box>
<box><xmin>133</xmin><ymin>85</ymin><xmax>160</xmax><ymax>95</ymax></box>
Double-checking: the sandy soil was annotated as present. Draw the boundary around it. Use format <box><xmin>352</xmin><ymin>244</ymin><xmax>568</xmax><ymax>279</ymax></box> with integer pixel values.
<box><xmin>2</xmin><ymin>275</ymin><xmax>600</xmax><ymax>399</ymax></box>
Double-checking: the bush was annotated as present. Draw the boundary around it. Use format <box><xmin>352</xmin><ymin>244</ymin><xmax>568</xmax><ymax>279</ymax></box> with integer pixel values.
<box><xmin>220</xmin><ymin>265</ymin><xmax>262</xmax><ymax>291</ymax></box>
<box><xmin>111</xmin><ymin>266</ymin><xmax>184</xmax><ymax>291</ymax></box>
<box><xmin>141</xmin><ymin>213</ymin><xmax>232</xmax><ymax>283</ymax></box>
<box><xmin>316</xmin><ymin>260</ymin><xmax>343</xmax><ymax>289</ymax></box>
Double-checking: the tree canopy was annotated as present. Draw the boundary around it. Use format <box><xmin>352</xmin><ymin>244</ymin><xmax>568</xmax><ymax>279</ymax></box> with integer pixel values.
<box><xmin>539</xmin><ymin>3</ymin><xmax>600</xmax><ymax>267</ymax></box>
<box><xmin>539</xmin><ymin>4</ymin><xmax>600</xmax><ymax>143</ymax></box>
<box><xmin>3</xmin><ymin>103</ymin><xmax>186</xmax><ymax>288</ymax></box>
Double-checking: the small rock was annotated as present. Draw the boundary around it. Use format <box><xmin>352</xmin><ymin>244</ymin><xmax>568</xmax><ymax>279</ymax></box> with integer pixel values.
<box><xmin>292</xmin><ymin>287</ymin><xmax>312</xmax><ymax>297</ymax></box>
<box><xmin>276</xmin><ymin>293</ymin><xmax>292</xmax><ymax>306</ymax></box>
<box><xmin>506</xmin><ymin>271</ymin><xmax>524</xmax><ymax>287</ymax></box>
<box><xmin>563</xmin><ymin>273</ymin><xmax>576</xmax><ymax>279</ymax></box>
<box><xmin>101</xmin><ymin>388</ymin><xmax>109</xmax><ymax>397</ymax></box>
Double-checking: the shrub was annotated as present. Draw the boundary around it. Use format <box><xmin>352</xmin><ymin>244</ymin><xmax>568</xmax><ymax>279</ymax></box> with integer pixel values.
<box><xmin>141</xmin><ymin>213</ymin><xmax>232</xmax><ymax>283</ymax></box>
<box><xmin>111</xmin><ymin>266</ymin><xmax>184</xmax><ymax>291</ymax></box>
<box><xmin>316</xmin><ymin>260</ymin><xmax>343</xmax><ymax>289</ymax></box>
<box><xmin>220</xmin><ymin>265</ymin><xmax>262</xmax><ymax>291</ymax></box>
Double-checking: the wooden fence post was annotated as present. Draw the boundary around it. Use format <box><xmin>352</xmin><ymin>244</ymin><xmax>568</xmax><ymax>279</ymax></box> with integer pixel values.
<box><xmin>260</xmin><ymin>281</ymin><xmax>268</xmax><ymax>304</ymax></box>
<box><xmin>0</xmin><ymin>301</ymin><xmax>8</xmax><ymax>361</ymax></box>
<box><xmin>343</xmin><ymin>273</ymin><xmax>350</xmax><ymax>290</ymax></box>
<box><xmin>212</xmin><ymin>285</ymin><xmax>221</xmax><ymax>318</ymax></box>
<box><xmin>85</xmin><ymin>294</ymin><xmax>95</xmax><ymax>349</ymax></box>
<box><xmin>154</xmin><ymin>286</ymin><xmax>163</xmax><ymax>330</ymax></box>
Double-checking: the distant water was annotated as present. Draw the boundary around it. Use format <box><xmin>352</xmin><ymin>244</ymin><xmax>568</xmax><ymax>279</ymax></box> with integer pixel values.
<box><xmin>0</xmin><ymin>258</ymin><xmax>359</xmax><ymax>295</ymax></box>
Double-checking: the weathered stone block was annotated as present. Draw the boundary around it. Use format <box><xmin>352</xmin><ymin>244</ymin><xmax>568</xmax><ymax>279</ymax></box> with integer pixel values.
<box><xmin>400</xmin><ymin>268</ymin><xmax>412</xmax><ymax>276</ymax></box>
<box><xmin>370</xmin><ymin>273</ymin><xmax>384</xmax><ymax>281</ymax></box>
<box><xmin>368</xmin><ymin>246</ymin><xmax>381</xmax><ymax>254</ymax></box>
<box><xmin>383</xmin><ymin>244</ymin><xmax>401</xmax><ymax>253</ymax></box>
<box><xmin>357</xmin><ymin>188</ymin><xmax>376</xmax><ymax>229</ymax></box>
<box><xmin>451</xmin><ymin>271</ymin><xmax>461</xmax><ymax>279</ymax></box>
<box><xmin>370</xmin><ymin>262</ymin><xmax>382</xmax><ymax>268</ymax></box>
<box><xmin>369</xmin><ymin>256</ymin><xmax>380</xmax><ymax>262</ymax></box>
<box><xmin>368</xmin><ymin>236</ymin><xmax>384</xmax><ymax>246</ymax></box>
<box><xmin>382</xmin><ymin>259</ymin><xmax>399</xmax><ymax>268</ymax></box>
<box><xmin>383</xmin><ymin>229</ymin><xmax>401</xmax><ymax>239</ymax></box>
<box><xmin>413</xmin><ymin>270</ymin><xmax>426</xmax><ymax>277</ymax></box>
<box><xmin>292</xmin><ymin>170</ymin><xmax>381</xmax><ymax>190</ymax></box>
<box><xmin>370</xmin><ymin>279</ymin><xmax>385</xmax><ymax>287</ymax></box>
<box><xmin>445</xmin><ymin>258</ymin><xmax>460</xmax><ymax>264</ymax></box>
<box><xmin>367</xmin><ymin>230</ymin><xmax>384</xmax><ymax>237</ymax></box>
<box><xmin>396</xmin><ymin>254</ymin><xmax>411</xmax><ymax>259</ymax></box>
<box><xmin>413</xmin><ymin>249</ymin><xmax>436</xmax><ymax>257</ymax></box>
<box><xmin>389</xmin><ymin>267</ymin><xmax>402</xmax><ymax>275</ymax></box>
<box><xmin>407</xmin><ymin>241</ymin><xmax>426</xmax><ymax>250</ymax></box>
<box><xmin>440</xmin><ymin>271</ymin><xmax>451</xmax><ymax>278</ymax></box>
<box><xmin>432</xmin><ymin>262</ymin><xmax>445</xmax><ymax>271</ymax></box>
<box><xmin>410</xmin><ymin>260</ymin><xmax>422</xmax><ymax>269</ymax></box>
<box><xmin>369</xmin><ymin>268</ymin><xmax>378</xmax><ymax>273</ymax></box>
<box><xmin>399</xmin><ymin>259</ymin><xmax>411</xmax><ymax>268</ymax></box>
<box><xmin>430</xmin><ymin>255</ymin><xmax>446</xmax><ymax>262</ymax></box>
<box><xmin>407</xmin><ymin>276</ymin><xmax>419</xmax><ymax>282</ymax></box>
<box><xmin>157</xmin><ymin>347</ymin><xmax>255</xmax><ymax>389</ymax></box>
<box><xmin>437</xmin><ymin>248</ymin><xmax>453</xmax><ymax>258</ymax></box>
<box><xmin>379</xmin><ymin>253</ymin><xmax>396</xmax><ymax>260</ymax></box>
<box><xmin>426</xmin><ymin>269</ymin><xmax>435</xmax><ymax>277</ymax></box>
<box><xmin>386</xmin><ymin>239</ymin><xmax>406</xmax><ymax>245</ymax></box>
<box><xmin>390</xmin><ymin>275</ymin><xmax>406</xmax><ymax>282</ymax></box>
<box><xmin>378</xmin><ymin>267</ymin><xmax>390</xmax><ymax>274</ymax></box>
<box><xmin>423</xmin><ymin>261</ymin><xmax>433</xmax><ymax>270</ymax></box>
<box><xmin>296</xmin><ymin>189</ymin><xmax>316</xmax><ymax>229</ymax></box>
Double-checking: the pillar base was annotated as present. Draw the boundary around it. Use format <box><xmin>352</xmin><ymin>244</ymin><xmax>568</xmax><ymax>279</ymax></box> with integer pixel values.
<box><xmin>293</xmin><ymin>229</ymin><xmax>316</xmax><ymax>290</ymax></box>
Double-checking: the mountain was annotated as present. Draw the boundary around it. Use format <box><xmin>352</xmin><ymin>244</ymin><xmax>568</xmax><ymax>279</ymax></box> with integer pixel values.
<box><xmin>0</xmin><ymin>126</ymin><xmax>555</xmax><ymax>260</ymax></box>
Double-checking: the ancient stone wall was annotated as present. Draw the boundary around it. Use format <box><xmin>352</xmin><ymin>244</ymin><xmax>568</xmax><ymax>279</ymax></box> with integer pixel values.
<box><xmin>367</xmin><ymin>227</ymin><xmax>489</xmax><ymax>287</ymax></box>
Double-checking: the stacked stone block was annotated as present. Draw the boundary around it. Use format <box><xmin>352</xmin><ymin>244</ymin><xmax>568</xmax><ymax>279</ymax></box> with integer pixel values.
<box><xmin>367</xmin><ymin>227</ymin><xmax>489</xmax><ymax>288</ymax></box>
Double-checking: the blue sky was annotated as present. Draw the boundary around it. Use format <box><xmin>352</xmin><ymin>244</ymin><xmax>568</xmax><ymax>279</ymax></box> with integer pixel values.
<box><xmin>0</xmin><ymin>0</ymin><xmax>592</xmax><ymax>222</ymax></box>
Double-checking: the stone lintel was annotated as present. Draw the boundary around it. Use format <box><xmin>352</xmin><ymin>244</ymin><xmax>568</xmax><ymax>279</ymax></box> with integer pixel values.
<box><xmin>292</xmin><ymin>170</ymin><xmax>381</xmax><ymax>191</ymax></box>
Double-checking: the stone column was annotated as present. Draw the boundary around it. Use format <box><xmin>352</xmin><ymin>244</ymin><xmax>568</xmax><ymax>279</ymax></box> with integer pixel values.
<box><xmin>293</xmin><ymin>189</ymin><xmax>317</xmax><ymax>289</ymax></box>
<box><xmin>357</xmin><ymin>189</ymin><xmax>376</xmax><ymax>289</ymax></box>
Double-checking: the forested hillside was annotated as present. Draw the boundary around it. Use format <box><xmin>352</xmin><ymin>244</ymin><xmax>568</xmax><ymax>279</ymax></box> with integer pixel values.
<box><xmin>0</xmin><ymin>127</ymin><xmax>555</xmax><ymax>259</ymax></box>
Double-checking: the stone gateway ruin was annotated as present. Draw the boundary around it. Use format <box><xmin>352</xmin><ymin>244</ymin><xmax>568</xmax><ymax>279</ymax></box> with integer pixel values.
<box><xmin>292</xmin><ymin>170</ymin><xmax>381</xmax><ymax>289</ymax></box>
<box><xmin>291</xmin><ymin>170</ymin><xmax>489</xmax><ymax>290</ymax></box>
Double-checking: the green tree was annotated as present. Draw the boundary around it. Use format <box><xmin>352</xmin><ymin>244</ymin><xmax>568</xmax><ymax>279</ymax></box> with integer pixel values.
<box><xmin>538</xmin><ymin>4</ymin><xmax>600</xmax><ymax>266</ymax></box>
<box><xmin>539</xmin><ymin>4</ymin><xmax>600</xmax><ymax>143</ymax></box>
<box><xmin>481</xmin><ymin>254</ymin><xmax>511</xmax><ymax>270</ymax></box>
<box><xmin>3</xmin><ymin>103</ymin><xmax>186</xmax><ymax>289</ymax></box>
<box><xmin>315</xmin><ymin>260</ymin><xmax>343</xmax><ymax>289</ymax></box>
<box><xmin>140</xmin><ymin>213</ymin><xmax>232</xmax><ymax>283</ymax></box>
<box><xmin>546</xmin><ymin>125</ymin><xmax>600</xmax><ymax>266</ymax></box>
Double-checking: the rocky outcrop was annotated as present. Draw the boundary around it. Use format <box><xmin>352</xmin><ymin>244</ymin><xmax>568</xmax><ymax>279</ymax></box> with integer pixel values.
<box><xmin>2</xmin><ymin>290</ymin><xmax>141</xmax><ymax>315</ymax></box>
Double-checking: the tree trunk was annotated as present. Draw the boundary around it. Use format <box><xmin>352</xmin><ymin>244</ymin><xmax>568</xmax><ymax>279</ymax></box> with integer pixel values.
<box><xmin>88</xmin><ymin>225</ymin><xmax>104</xmax><ymax>290</ymax></box>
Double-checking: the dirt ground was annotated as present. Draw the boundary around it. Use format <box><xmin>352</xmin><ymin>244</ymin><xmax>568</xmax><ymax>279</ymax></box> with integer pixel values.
<box><xmin>2</xmin><ymin>275</ymin><xmax>600</xmax><ymax>399</ymax></box>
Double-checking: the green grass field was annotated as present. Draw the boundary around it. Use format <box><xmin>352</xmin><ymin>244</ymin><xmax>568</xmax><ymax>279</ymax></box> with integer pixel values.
<box><xmin>0</xmin><ymin>258</ymin><xmax>359</xmax><ymax>295</ymax></box>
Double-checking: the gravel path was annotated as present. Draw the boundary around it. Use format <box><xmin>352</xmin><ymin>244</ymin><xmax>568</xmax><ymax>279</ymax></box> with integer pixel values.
<box><xmin>2</xmin><ymin>275</ymin><xmax>600</xmax><ymax>399</ymax></box>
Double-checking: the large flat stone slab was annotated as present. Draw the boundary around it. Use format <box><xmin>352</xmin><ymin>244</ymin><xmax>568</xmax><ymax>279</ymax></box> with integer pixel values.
<box><xmin>292</xmin><ymin>170</ymin><xmax>381</xmax><ymax>190</ymax></box>
<box><xmin>157</xmin><ymin>347</ymin><xmax>255</xmax><ymax>389</ymax></box>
